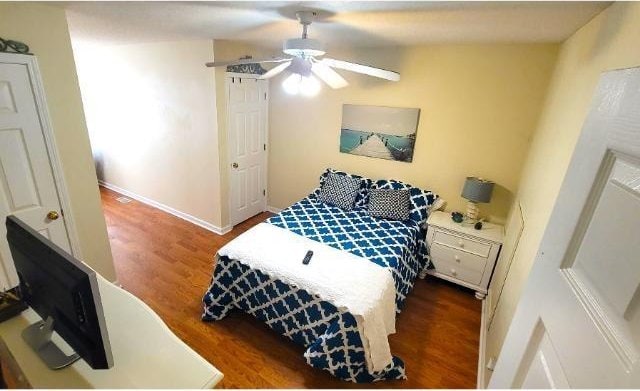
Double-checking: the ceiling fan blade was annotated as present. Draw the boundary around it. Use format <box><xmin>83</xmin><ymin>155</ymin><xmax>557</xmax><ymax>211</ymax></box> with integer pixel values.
<box><xmin>259</xmin><ymin>61</ymin><xmax>292</xmax><ymax>80</ymax></box>
<box><xmin>311</xmin><ymin>61</ymin><xmax>349</xmax><ymax>89</ymax></box>
<box><xmin>320</xmin><ymin>58</ymin><xmax>400</xmax><ymax>82</ymax></box>
<box><xmin>205</xmin><ymin>58</ymin><xmax>289</xmax><ymax>68</ymax></box>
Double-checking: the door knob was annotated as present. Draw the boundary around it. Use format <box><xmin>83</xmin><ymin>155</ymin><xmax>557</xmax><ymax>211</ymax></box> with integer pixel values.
<box><xmin>46</xmin><ymin>211</ymin><xmax>59</xmax><ymax>220</ymax></box>
<box><xmin>232</xmin><ymin>162</ymin><xmax>238</xmax><ymax>168</ymax></box>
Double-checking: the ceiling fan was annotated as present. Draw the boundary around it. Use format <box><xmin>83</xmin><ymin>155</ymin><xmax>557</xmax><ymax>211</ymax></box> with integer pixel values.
<box><xmin>205</xmin><ymin>11</ymin><xmax>400</xmax><ymax>96</ymax></box>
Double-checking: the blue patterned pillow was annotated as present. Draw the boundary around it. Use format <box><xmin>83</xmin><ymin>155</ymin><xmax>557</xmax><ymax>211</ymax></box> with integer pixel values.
<box><xmin>368</xmin><ymin>189</ymin><xmax>411</xmax><ymax>221</ymax></box>
<box><xmin>318</xmin><ymin>172</ymin><xmax>361</xmax><ymax>211</ymax></box>
<box><xmin>312</xmin><ymin>169</ymin><xmax>372</xmax><ymax>209</ymax></box>
<box><xmin>372</xmin><ymin>179</ymin><xmax>438</xmax><ymax>226</ymax></box>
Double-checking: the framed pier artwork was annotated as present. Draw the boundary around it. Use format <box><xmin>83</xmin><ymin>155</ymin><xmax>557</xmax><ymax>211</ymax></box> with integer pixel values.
<box><xmin>339</xmin><ymin>104</ymin><xmax>420</xmax><ymax>162</ymax></box>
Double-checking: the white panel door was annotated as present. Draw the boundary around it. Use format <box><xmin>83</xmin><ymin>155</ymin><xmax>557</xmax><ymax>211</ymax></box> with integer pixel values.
<box><xmin>227</xmin><ymin>76</ymin><xmax>268</xmax><ymax>226</ymax></box>
<box><xmin>0</xmin><ymin>62</ymin><xmax>71</xmax><ymax>289</ymax></box>
<box><xmin>489</xmin><ymin>68</ymin><xmax>640</xmax><ymax>388</ymax></box>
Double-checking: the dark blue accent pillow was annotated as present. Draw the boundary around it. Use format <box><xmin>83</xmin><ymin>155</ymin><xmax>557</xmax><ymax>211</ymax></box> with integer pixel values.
<box><xmin>372</xmin><ymin>179</ymin><xmax>438</xmax><ymax>227</ymax></box>
<box><xmin>312</xmin><ymin>169</ymin><xmax>372</xmax><ymax>209</ymax></box>
<box><xmin>317</xmin><ymin>172</ymin><xmax>362</xmax><ymax>211</ymax></box>
<box><xmin>368</xmin><ymin>189</ymin><xmax>411</xmax><ymax>221</ymax></box>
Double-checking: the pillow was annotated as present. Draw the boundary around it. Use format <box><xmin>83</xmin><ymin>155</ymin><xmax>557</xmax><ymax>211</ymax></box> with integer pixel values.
<box><xmin>317</xmin><ymin>172</ymin><xmax>362</xmax><ymax>211</ymax></box>
<box><xmin>312</xmin><ymin>169</ymin><xmax>372</xmax><ymax>209</ymax></box>
<box><xmin>372</xmin><ymin>179</ymin><xmax>438</xmax><ymax>226</ymax></box>
<box><xmin>368</xmin><ymin>189</ymin><xmax>411</xmax><ymax>221</ymax></box>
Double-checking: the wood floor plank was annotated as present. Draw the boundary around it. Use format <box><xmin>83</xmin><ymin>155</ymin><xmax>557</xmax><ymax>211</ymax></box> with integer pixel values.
<box><xmin>99</xmin><ymin>186</ymin><xmax>481</xmax><ymax>388</ymax></box>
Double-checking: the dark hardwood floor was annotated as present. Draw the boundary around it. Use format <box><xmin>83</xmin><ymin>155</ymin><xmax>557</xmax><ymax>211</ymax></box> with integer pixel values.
<box><xmin>99</xmin><ymin>186</ymin><xmax>481</xmax><ymax>388</ymax></box>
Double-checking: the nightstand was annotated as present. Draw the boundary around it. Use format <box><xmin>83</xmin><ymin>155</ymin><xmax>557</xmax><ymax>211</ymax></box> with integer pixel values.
<box><xmin>423</xmin><ymin>210</ymin><xmax>504</xmax><ymax>299</ymax></box>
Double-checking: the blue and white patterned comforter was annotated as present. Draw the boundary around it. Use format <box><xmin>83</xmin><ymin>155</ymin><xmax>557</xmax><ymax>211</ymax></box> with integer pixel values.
<box><xmin>202</xmin><ymin>195</ymin><xmax>428</xmax><ymax>382</ymax></box>
<box><xmin>268</xmin><ymin>196</ymin><xmax>428</xmax><ymax>310</ymax></box>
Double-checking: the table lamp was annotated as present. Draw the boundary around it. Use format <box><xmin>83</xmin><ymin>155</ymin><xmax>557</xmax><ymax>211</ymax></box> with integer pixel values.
<box><xmin>461</xmin><ymin>177</ymin><xmax>494</xmax><ymax>220</ymax></box>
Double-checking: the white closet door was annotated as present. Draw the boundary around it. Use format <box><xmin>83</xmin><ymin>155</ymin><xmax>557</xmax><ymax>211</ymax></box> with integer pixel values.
<box><xmin>227</xmin><ymin>76</ymin><xmax>268</xmax><ymax>226</ymax></box>
<box><xmin>0</xmin><ymin>61</ymin><xmax>71</xmax><ymax>289</ymax></box>
<box><xmin>489</xmin><ymin>67</ymin><xmax>640</xmax><ymax>388</ymax></box>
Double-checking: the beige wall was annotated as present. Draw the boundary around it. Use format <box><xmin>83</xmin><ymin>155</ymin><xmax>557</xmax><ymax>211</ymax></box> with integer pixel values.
<box><xmin>73</xmin><ymin>40</ymin><xmax>224</xmax><ymax>228</ymax></box>
<box><xmin>484</xmin><ymin>2</ymin><xmax>640</xmax><ymax>384</ymax></box>
<box><xmin>0</xmin><ymin>3</ymin><xmax>117</xmax><ymax>281</ymax></box>
<box><xmin>268</xmin><ymin>44</ymin><xmax>558</xmax><ymax>223</ymax></box>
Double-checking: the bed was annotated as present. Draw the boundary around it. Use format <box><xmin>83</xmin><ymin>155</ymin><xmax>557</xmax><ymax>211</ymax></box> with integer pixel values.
<box><xmin>202</xmin><ymin>170</ymin><xmax>438</xmax><ymax>382</ymax></box>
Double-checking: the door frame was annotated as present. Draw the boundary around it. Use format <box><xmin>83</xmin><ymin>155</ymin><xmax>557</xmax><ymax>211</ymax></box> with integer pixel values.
<box><xmin>0</xmin><ymin>53</ymin><xmax>82</xmax><ymax>260</ymax></box>
<box><xmin>225</xmin><ymin>72</ymin><xmax>269</xmax><ymax>227</ymax></box>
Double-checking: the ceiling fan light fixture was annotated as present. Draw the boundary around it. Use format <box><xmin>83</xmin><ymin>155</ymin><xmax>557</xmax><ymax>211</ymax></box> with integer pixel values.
<box><xmin>283</xmin><ymin>38</ymin><xmax>325</xmax><ymax>58</ymax></box>
<box><xmin>282</xmin><ymin>73</ymin><xmax>302</xmax><ymax>95</ymax></box>
<box><xmin>282</xmin><ymin>73</ymin><xmax>321</xmax><ymax>97</ymax></box>
<box><xmin>299</xmin><ymin>75</ymin><xmax>321</xmax><ymax>97</ymax></box>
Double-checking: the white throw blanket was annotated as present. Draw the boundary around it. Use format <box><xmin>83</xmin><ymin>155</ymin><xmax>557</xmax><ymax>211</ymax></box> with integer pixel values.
<box><xmin>217</xmin><ymin>222</ymin><xmax>397</xmax><ymax>373</ymax></box>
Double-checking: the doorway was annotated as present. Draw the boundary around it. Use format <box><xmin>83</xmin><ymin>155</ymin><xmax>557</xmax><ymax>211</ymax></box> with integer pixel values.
<box><xmin>226</xmin><ymin>75</ymin><xmax>268</xmax><ymax>227</ymax></box>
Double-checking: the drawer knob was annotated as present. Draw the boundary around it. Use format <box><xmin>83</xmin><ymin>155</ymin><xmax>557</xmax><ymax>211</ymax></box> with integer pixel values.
<box><xmin>454</xmin><ymin>255</ymin><xmax>461</xmax><ymax>263</ymax></box>
<box><xmin>458</xmin><ymin>240</ymin><xmax>465</xmax><ymax>248</ymax></box>
<box><xmin>451</xmin><ymin>269</ymin><xmax>457</xmax><ymax>277</ymax></box>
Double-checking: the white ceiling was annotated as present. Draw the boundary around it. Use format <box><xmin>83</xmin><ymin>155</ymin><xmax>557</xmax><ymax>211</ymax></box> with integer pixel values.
<box><xmin>63</xmin><ymin>1</ymin><xmax>610</xmax><ymax>48</ymax></box>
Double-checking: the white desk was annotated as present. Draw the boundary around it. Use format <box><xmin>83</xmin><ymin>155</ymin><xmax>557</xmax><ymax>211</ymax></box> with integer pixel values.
<box><xmin>0</xmin><ymin>276</ymin><xmax>223</xmax><ymax>388</ymax></box>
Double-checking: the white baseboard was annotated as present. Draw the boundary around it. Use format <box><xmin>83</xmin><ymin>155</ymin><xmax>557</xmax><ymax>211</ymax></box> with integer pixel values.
<box><xmin>99</xmin><ymin>181</ymin><xmax>232</xmax><ymax>235</ymax></box>
<box><xmin>266</xmin><ymin>205</ymin><xmax>282</xmax><ymax>214</ymax></box>
<box><xmin>477</xmin><ymin>290</ymin><xmax>491</xmax><ymax>389</ymax></box>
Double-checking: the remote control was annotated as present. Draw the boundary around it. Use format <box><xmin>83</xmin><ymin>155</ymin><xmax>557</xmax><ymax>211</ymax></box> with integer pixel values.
<box><xmin>302</xmin><ymin>250</ymin><xmax>313</xmax><ymax>265</ymax></box>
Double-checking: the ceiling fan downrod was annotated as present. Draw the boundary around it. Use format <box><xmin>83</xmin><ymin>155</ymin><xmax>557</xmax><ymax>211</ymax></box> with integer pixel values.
<box><xmin>296</xmin><ymin>11</ymin><xmax>317</xmax><ymax>40</ymax></box>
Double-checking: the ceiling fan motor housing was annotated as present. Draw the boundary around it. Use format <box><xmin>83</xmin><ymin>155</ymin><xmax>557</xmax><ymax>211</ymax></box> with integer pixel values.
<box><xmin>283</xmin><ymin>38</ymin><xmax>325</xmax><ymax>58</ymax></box>
<box><xmin>288</xmin><ymin>57</ymin><xmax>312</xmax><ymax>77</ymax></box>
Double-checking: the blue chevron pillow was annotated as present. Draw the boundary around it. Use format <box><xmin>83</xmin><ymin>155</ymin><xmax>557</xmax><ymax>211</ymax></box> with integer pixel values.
<box><xmin>312</xmin><ymin>168</ymin><xmax>372</xmax><ymax>209</ymax></box>
<box><xmin>372</xmin><ymin>179</ymin><xmax>438</xmax><ymax>226</ymax></box>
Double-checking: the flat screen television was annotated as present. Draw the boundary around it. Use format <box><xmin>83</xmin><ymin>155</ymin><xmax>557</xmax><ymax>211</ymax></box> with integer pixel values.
<box><xmin>5</xmin><ymin>215</ymin><xmax>113</xmax><ymax>370</ymax></box>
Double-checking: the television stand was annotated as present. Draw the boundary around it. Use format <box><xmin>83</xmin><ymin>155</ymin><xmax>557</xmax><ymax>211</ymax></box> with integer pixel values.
<box><xmin>22</xmin><ymin>316</ymin><xmax>80</xmax><ymax>370</ymax></box>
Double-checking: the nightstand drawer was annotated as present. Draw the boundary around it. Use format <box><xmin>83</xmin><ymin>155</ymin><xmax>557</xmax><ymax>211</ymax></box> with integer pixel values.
<box><xmin>430</xmin><ymin>242</ymin><xmax>487</xmax><ymax>273</ymax></box>
<box><xmin>431</xmin><ymin>257</ymin><xmax>484</xmax><ymax>285</ymax></box>
<box><xmin>432</xmin><ymin>230</ymin><xmax>492</xmax><ymax>258</ymax></box>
